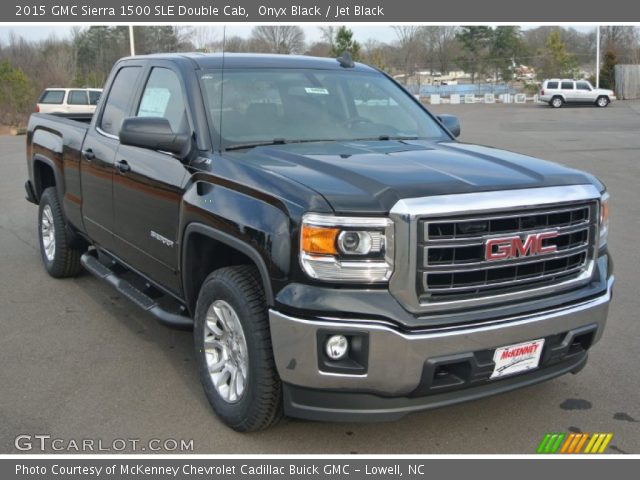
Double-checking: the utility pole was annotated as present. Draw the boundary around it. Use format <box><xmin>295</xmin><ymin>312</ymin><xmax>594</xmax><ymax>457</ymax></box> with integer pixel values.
<box><xmin>596</xmin><ymin>26</ymin><xmax>600</xmax><ymax>88</ymax></box>
<box><xmin>129</xmin><ymin>26</ymin><xmax>136</xmax><ymax>56</ymax></box>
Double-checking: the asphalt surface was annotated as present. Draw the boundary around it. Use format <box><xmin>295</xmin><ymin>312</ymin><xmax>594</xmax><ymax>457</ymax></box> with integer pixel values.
<box><xmin>1</xmin><ymin>101</ymin><xmax>639</xmax><ymax>454</ymax></box>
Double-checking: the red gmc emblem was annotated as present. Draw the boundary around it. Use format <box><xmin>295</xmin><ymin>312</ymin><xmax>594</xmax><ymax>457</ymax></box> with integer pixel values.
<box><xmin>485</xmin><ymin>231</ymin><xmax>559</xmax><ymax>261</ymax></box>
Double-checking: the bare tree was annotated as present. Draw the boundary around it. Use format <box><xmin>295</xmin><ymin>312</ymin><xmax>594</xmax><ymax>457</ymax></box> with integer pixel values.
<box><xmin>190</xmin><ymin>27</ymin><xmax>218</xmax><ymax>51</ymax></box>
<box><xmin>392</xmin><ymin>26</ymin><xmax>424</xmax><ymax>82</ymax></box>
<box><xmin>251</xmin><ymin>26</ymin><xmax>305</xmax><ymax>54</ymax></box>
<box><xmin>319</xmin><ymin>26</ymin><xmax>336</xmax><ymax>52</ymax></box>
<box><xmin>421</xmin><ymin>26</ymin><xmax>459</xmax><ymax>75</ymax></box>
<box><xmin>601</xmin><ymin>26</ymin><xmax>640</xmax><ymax>63</ymax></box>
<box><xmin>362</xmin><ymin>39</ymin><xmax>392</xmax><ymax>71</ymax></box>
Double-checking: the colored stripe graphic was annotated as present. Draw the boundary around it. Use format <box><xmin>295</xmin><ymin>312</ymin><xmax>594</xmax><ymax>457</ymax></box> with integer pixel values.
<box><xmin>560</xmin><ymin>433</ymin><xmax>581</xmax><ymax>453</ymax></box>
<box><xmin>537</xmin><ymin>433</ymin><xmax>566</xmax><ymax>453</ymax></box>
<box><xmin>584</xmin><ymin>433</ymin><xmax>599</xmax><ymax>453</ymax></box>
<box><xmin>538</xmin><ymin>433</ymin><xmax>613</xmax><ymax>454</ymax></box>
<box><xmin>537</xmin><ymin>433</ymin><xmax>553</xmax><ymax>453</ymax></box>
<box><xmin>549</xmin><ymin>433</ymin><xmax>565</xmax><ymax>453</ymax></box>
<box><xmin>597</xmin><ymin>434</ymin><xmax>613</xmax><ymax>453</ymax></box>
<box><xmin>573</xmin><ymin>433</ymin><xmax>589</xmax><ymax>453</ymax></box>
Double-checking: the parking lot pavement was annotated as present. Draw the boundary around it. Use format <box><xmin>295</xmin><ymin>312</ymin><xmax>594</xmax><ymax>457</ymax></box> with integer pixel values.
<box><xmin>1</xmin><ymin>101</ymin><xmax>638</xmax><ymax>454</ymax></box>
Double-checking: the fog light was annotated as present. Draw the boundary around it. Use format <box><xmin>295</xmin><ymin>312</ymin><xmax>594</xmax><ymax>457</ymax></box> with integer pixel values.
<box><xmin>325</xmin><ymin>335</ymin><xmax>349</xmax><ymax>360</ymax></box>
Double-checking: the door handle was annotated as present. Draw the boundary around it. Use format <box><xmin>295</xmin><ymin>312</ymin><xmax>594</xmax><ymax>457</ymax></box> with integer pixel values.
<box><xmin>116</xmin><ymin>160</ymin><xmax>131</xmax><ymax>173</ymax></box>
<box><xmin>82</xmin><ymin>148</ymin><xmax>95</xmax><ymax>160</ymax></box>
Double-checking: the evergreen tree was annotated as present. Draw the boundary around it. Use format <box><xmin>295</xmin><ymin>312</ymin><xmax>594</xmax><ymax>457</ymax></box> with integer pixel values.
<box><xmin>490</xmin><ymin>26</ymin><xmax>525</xmax><ymax>82</ymax></box>
<box><xmin>599</xmin><ymin>50</ymin><xmax>617</xmax><ymax>90</ymax></box>
<box><xmin>331</xmin><ymin>27</ymin><xmax>361</xmax><ymax>61</ymax></box>
<box><xmin>538</xmin><ymin>31</ymin><xmax>578</xmax><ymax>79</ymax></box>
<box><xmin>0</xmin><ymin>61</ymin><xmax>34</xmax><ymax>126</ymax></box>
<box><xmin>456</xmin><ymin>26</ymin><xmax>492</xmax><ymax>83</ymax></box>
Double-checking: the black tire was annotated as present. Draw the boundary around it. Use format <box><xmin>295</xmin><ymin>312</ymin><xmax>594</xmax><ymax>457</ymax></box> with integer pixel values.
<box><xmin>38</xmin><ymin>187</ymin><xmax>82</xmax><ymax>278</ymax></box>
<box><xmin>550</xmin><ymin>96</ymin><xmax>563</xmax><ymax>108</ymax></box>
<box><xmin>596</xmin><ymin>96</ymin><xmax>610</xmax><ymax>108</ymax></box>
<box><xmin>194</xmin><ymin>265</ymin><xmax>283</xmax><ymax>432</ymax></box>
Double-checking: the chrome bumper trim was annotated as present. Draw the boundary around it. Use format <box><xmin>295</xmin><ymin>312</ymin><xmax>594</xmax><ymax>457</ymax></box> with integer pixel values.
<box><xmin>269</xmin><ymin>277</ymin><xmax>613</xmax><ymax>396</ymax></box>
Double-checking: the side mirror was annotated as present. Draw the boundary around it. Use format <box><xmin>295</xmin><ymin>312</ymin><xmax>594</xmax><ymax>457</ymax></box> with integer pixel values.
<box><xmin>437</xmin><ymin>114</ymin><xmax>461</xmax><ymax>138</ymax></box>
<box><xmin>119</xmin><ymin>117</ymin><xmax>191</xmax><ymax>158</ymax></box>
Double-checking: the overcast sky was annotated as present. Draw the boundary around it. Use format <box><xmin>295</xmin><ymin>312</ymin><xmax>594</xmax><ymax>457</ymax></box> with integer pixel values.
<box><xmin>0</xmin><ymin>25</ymin><xmax>597</xmax><ymax>45</ymax></box>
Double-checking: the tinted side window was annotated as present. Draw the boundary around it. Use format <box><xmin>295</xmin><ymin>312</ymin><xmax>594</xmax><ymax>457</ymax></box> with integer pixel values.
<box><xmin>561</xmin><ymin>81</ymin><xmax>574</xmax><ymax>90</ymax></box>
<box><xmin>546</xmin><ymin>81</ymin><xmax>559</xmax><ymax>89</ymax></box>
<box><xmin>100</xmin><ymin>67</ymin><xmax>142</xmax><ymax>136</ymax></box>
<box><xmin>39</xmin><ymin>90</ymin><xmax>65</xmax><ymax>104</ymax></box>
<box><xmin>137</xmin><ymin>68</ymin><xmax>188</xmax><ymax>134</ymax></box>
<box><xmin>68</xmin><ymin>90</ymin><xmax>89</xmax><ymax>105</ymax></box>
<box><xmin>89</xmin><ymin>90</ymin><xmax>101</xmax><ymax>105</ymax></box>
<box><xmin>576</xmin><ymin>82</ymin><xmax>591</xmax><ymax>91</ymax></box>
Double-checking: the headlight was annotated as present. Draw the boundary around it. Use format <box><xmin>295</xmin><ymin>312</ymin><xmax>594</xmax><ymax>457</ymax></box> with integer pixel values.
<box><xmin>300</xmin><ymin>213</ymin><xmax>394</xmax><ymax>282</ymax></box>
<box><xmin>599</xmin><ymin>191</ymin><xmax>610</xmax><ymax>248</ymax></box>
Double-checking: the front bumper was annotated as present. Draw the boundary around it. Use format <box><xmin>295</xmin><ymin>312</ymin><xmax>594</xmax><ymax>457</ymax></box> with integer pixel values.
<box><xmin>269</xmin><ymin>277</ymin><xmax>613</xmax><ymax>422</ymax></box>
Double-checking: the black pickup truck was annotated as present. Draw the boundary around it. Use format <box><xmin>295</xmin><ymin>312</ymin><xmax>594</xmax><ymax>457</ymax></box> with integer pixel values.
<box><xmin>25</xmin><ymin>53</ymin><xmax>613</xmax><ymax>431</ymax></box>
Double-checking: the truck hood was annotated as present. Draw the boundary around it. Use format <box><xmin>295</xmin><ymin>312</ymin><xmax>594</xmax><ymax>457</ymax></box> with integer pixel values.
<box><xmin>230</xmin><ymin>140</ymin><xmax>598</xmax><ymax>214</ymax></box>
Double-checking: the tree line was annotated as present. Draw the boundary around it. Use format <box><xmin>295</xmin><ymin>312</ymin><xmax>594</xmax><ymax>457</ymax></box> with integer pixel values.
<box><xmin>0</xmin><ymin>25</ymin><xmax>639</xmax><ymax>127</ymax></box>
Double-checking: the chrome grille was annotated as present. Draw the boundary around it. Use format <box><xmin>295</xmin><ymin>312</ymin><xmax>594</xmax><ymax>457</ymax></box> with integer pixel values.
<box><xmin>417</xmin><ymin>202</ymin><xmax>597</xmax><ymax>301</ymax></box>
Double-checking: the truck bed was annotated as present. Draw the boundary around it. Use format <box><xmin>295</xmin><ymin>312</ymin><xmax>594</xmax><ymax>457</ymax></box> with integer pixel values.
<box><xmin>45</xmin><ymin>112</ymin><xmax>94</xmax><ymax>123</ymax></box>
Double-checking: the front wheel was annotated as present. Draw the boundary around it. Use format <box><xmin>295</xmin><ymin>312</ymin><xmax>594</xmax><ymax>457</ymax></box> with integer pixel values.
<box><xmin>596</xmin><ymin>96</ymin><xmax>610</xmax><ymax>108</ymax></box>
<box><xmin>38</xmin><ymin>187</ymin><xmax>82</xmax><ymax>278</ymax></box>
<box><xmin>194</xmin><ymin>265</ymin><xmax>283</xmax><ymax>432</ymax></box>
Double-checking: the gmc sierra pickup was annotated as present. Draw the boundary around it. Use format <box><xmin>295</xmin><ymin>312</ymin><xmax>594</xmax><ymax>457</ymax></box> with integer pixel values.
<box><xmin>25</xmin><ymin>53</ymin><xmax>614</xmax><ymax>432</ymax></box>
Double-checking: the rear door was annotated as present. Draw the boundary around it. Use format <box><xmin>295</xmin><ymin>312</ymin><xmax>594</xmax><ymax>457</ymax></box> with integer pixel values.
<box><xmin>67</xmin><ymin>89</ymin><xmax>93</xmax><ymax>114</ymax></box>
<box><xmin>561</xmin><ymin>81</ymin><xmax>577</xmax><ymax>102</ymax></box>
<box><xmin>80</xmin><ymin>64</ymin><xmax>144</xmax><ymax>251</ymax></box>
<box><xmin>112</xmin><ymin>64</ymin><xmax>191</xmax><ymax>292</ymax></box>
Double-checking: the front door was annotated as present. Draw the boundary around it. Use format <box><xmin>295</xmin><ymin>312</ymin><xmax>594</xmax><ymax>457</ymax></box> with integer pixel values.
<box><xmin>112</xmin><ymin>66</ymin><xmax>191</xmax><ymax>293</ymax></box>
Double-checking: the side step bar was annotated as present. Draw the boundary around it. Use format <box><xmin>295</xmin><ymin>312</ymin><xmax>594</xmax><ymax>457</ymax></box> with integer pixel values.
<box><xmin>80</xmin><ymin>251</ymin><xmax>193</xmax><ymax>330</ymax></box>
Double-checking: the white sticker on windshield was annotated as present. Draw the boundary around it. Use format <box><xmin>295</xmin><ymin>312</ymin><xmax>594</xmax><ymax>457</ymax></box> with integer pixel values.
<box><xmin>304</xmin><ymin>87</ymin><xmax>329</xmax><ymax>95</ymax></box>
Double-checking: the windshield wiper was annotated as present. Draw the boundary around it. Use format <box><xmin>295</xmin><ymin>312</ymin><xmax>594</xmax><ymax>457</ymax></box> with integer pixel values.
<box><xmin>225</xmin><ymin>138</ymin><xmax>338</xmax><ymax>151</ymax></box>
<box><xmin>351</xmin><ymin>135</ymin><xmax>420</xmax><ymax>142</ymax></box>
<box><xmin>224</xmin><ymin>136</ymin><xmax>421</xmax><ymax>151</ymax></box>
<box><xmin>224</xmin><ymin>139</ymin><xmax>287</xmax><ymax>151</ymax></box>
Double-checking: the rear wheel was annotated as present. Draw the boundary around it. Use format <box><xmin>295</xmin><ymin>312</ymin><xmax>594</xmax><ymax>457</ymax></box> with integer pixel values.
<box><xmin>194</xmin><ymin>265</ymin><xmax>283</xmax><ymax>432</ymax></box>
<box><xmin>550</xmin><ymin>96</ymin><xmax>563</xmax><ymax>108</ymax></box>
<box><xmin>596</xmin><ymin>96</ymin><xmax>610</xmax><ymax>108</ymax></box>
<box><xmin>38</xmin><ymin>187</ymin><xmax>82</xmax><ymax>278</ymax></box>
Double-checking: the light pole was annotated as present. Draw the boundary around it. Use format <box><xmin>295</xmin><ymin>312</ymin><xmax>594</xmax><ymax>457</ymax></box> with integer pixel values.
<box><xmin>595</xmin><ymin>26</ymin><xmax>600</xmax><ymax>88</ymax></box>
<box><xmin>129</xmin><ymin>25</ymin><xmax>136</xmax><ymax>56</ymax></box>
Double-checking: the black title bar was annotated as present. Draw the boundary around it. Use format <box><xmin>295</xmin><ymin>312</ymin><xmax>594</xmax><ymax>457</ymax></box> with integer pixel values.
<box><xmin>7</xmin><ymin>0</ymin><xmax>640</xmax><ymax>22</ymax></box>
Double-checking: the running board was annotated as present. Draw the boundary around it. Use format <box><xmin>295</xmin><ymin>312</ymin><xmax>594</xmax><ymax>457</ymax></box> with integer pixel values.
<box><xmin>80</xmin><ymin>251</ymin><xmax>193</xmax><ymax>330</ymax></box>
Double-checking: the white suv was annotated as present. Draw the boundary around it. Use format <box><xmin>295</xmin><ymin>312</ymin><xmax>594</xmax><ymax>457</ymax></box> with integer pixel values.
<box><xmin>539</xmin><ymin>79</ymin><xmax>615</xmax><ymax>108</ymax></box>
<box><xmin>36</xmin><ymin>88</ymin><xmax>102</xmax><ymax>115</ymax></box>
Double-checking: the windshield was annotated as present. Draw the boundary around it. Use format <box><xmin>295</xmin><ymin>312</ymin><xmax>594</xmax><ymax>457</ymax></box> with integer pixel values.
<box><xmin>199</xmin><ymin>68</ymin><xmax>448</xmax><ymax>149</ymax></box>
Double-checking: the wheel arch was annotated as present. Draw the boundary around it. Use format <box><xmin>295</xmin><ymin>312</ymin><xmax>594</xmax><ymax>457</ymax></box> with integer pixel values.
<box><xmin>32</xmin><ymin>154</ymin><xmax>64</xmax><ymax>203</ymax></box>
<box><xmin>181</xmin><ymin>223</ymin><xmax>275</xmax><ymax>315</ymax></box>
